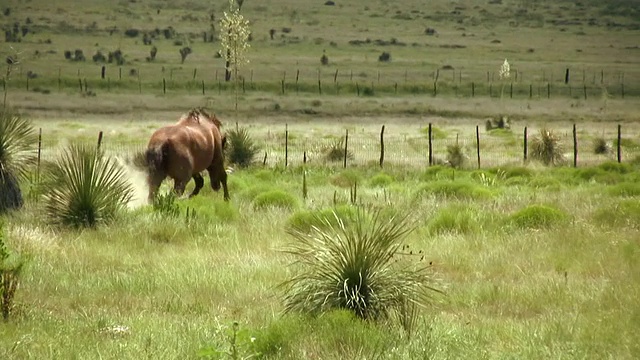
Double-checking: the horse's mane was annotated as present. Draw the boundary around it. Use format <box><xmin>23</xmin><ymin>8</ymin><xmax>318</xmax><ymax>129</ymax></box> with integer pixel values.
<box><xmin>182</xmin><ymin>107</ymin><xmax>223</xmax><ymax>128</ymax></box>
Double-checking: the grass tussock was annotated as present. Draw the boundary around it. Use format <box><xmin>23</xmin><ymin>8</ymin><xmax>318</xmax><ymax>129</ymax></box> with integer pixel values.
<box><xmin>330</xmin><ymin>169</ymin><xmax>362</xmax><ymax>188</ymax></box>
<box><xmin>286</xmin><ymin>205</ymin><xmax>358</xmax><ymax>233</ymax></box>
<box><xmin>368</xmin><ymin>172</ymin><xmax>394</xmax><ymax>188</ymax></box>
<box><xmin>416</xmin><ymin>180</ymin><xmax>495</xmax><ymax>200</ymax></box>
<box><xmin>606</xmin><ymin>182</ymin><xmax>640</xmax><ymax>197</ymax></box>
<box><xmin>426</xmin><ymin>204</ymin><xmax>488</xmax><ymax>235</ymax></box>
<box><xmin>253</xmin><ymin>190</ymin><xmax>299</xmax><ymax>210</ymax></box>
<box><xmin>507</xmin><ymin>204</ymin><xmax>569</xmax><ymax>229</ymax></box>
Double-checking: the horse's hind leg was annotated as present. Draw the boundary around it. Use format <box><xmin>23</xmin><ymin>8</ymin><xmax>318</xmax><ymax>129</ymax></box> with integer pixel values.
<box><xmin>188</xmin><ymin>173</ymin><xmax>204</xmax><ymax>198</ymax></box>
<box><xmin>147</xmin><ymin>173</ymin><xmax>165</xmax><ymax>204</ymax></box>
<box><xmin>173</xmin><ymin>178</ymin><xmax>188</xmax><ymax>198</ymax></box>
<box><xmin>207</xmin><ymin>166</ymin><xmax>229</xmax><ymax>201</ymax></box>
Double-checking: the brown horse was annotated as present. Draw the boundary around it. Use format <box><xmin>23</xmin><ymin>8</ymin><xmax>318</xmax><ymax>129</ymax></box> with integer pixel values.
<box><xmin>144</xmin><ymin>108</ymin><xmax>229</xmax><ymax>202</ymax></box>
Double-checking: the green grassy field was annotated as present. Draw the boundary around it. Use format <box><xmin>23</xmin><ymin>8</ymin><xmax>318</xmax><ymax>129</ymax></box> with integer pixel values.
<box><xmin>1</xmin><ymin>0</ymin><xmax>640</xmax><ymax>359</ymax></box>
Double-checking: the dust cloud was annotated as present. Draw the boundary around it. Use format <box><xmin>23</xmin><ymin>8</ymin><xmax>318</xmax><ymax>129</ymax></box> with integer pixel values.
<box><xmin>114</xmin><ymin>156</ymin><xmax>149</xmax><ymax>209</ymax></box>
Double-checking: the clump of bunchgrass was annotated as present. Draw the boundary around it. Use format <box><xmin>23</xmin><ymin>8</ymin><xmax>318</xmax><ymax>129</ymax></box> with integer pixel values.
<box><xmin>0</xmin><ymin>108</ymin><xmax>37</xmax><ymax>213</ymax></box>
<box><xmin>286</xmin><ymin>204</ymin><xmax>358</xmax><ymax>234</ymax></box>
<box><xmin>152</xmin><ymin>191</ymin><xmax>180</xmax><ymax>217</ymax></box>
<box><xmin>606</xmin><ymin>182</ymin><xmax>640</xmax><ymax>197</ymax></box>
<box><xmin>330</xmin><ymin>169</ymin><xmax>361</xmax><ymax>188</ymax></box>
<box><xmin>529</xmin><ymin>128</ymin><xmax>565</xmax><ymax>166</ymax></box>
<box><xmin>43</xmin><ymin>144</ymin><xmax>133</xmax><ymax>228</ymax></box>
<box><xmin>426</xmin><ymin>204</ymin><xmax>486</xmax><ymax>235</ymax></box>
<box><xmin>252</xmin><ymin>189</ymin><xmax>298</xmax><ymax>210</ymax></box>
<box><xmin>506</xmin><ymin>204</ymin><xmax>569</xmax><ymax>229</ymax></box>
<box><xmin>368</xmin><ymin>172</ymin><xmax>394</xmax><ymax>188</ymax></box>
<box><xmin>280</xmin><ymin>205</ymin><xmax>442</xmax><ymax>332</ymax></box>
<box><xmin>592</xmin><ymin>199</ymin><xmax>640</xmax><ymax>229</ymax></box>
<box><xmin>226</xmin><ymin>127</ymin><xmax>259</xmax><ymax>168</ymax></box>
<box><xmin>415</xmin><ymin>180</ymin><xmax>494</xmax><ymax>200</ymax></box>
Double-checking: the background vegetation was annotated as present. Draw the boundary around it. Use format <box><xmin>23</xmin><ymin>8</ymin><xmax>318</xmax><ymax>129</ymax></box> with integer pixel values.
<box><xmin>0</xmin><ymin>0</ymin><xmax>639</xmax><ymax>359</ymax></box>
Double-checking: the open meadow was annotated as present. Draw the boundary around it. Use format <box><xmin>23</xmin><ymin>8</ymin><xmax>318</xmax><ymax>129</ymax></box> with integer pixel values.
<box><xmin>1</xmin><ymin>0</ymin><xmax>640</xmax><ymax>359</ymax></box>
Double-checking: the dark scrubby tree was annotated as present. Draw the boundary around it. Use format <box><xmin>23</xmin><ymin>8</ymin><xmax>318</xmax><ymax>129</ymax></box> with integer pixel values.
<box><xmin>378</xmin><ymin>52</ymin><xmax>391</xmax><ymax>62</ymax></box>
<box><xmin>73</xmin><ymin>49</ymin><xmax>85</xmax><ymax>61</ymax></box>
<box><xmin>269</xmin><ymin>28</ymin><xmax>276</xmax><ymax>39</ymax></box>
<box><xmin>124</xmin><ymin>28</ymin><xmax>139</xmax><ymax>37</ymax></box>
<box><xmin>179</xmin><ymin>47</ymin><xmax>192</xmax><ymax>64</ymax></box>
<box><xmin>146</xmin><ymin>46</ymin><xmax>157</xmax><ymax>62</ymax></box>
<box><xmin>92</xmin><ymin>51</ymin><xmax>106</xmax><ymax>62</ymax></box>
<box><xmin>64</xmin><ymin>50</ymin><xmax>72</xmax><ymax>60</ymax></box>
<box><xmin>108</xmin><ymin>50</ymin><xmax>125</xmax><ymax>65</ymax></box>
<box><xmin>320</xmin><ymin>51</ymin><xmax>329</xmax><ymax>65</ymax></box>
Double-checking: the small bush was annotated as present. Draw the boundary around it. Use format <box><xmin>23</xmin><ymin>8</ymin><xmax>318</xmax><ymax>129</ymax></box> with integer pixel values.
<box><xmin>369</xmin><ymin>172</ymin><xmax>394</xmax><ymax>188</ymax></box>
<box><xmin>378</xmin><ymin>51</ymin><xmax>391</xmax><ymax>62</ymax></box>
<box><xmin>598</xmin><ymin>161</ymin><xmax>632</xmax><ymax>174</ymax></box>
<box><xmin>253</xmin><ymin>190</ymin><xmax>298</xmax><ymax>210</ymax></box>
<box><xmin>226</xmin><ymin>127</ymin><xmax>259</xmax><ymax>168</ymax></box>
<box><xmin>529</xmin><ymin>128</ymin><xmax>564</xmax><ymax>166</ymax></box>
<box><xmin>507</xmin><ymin>204</ymin><xmax>568</xmax><ymax>229</ymax></box>
<box><xmin>500</xmin><ymin>166</ymin><xmax>532</xmax><ymax>179</ymax></box>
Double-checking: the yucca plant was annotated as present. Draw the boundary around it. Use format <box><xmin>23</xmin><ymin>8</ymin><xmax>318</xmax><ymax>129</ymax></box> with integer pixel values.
<box><xmin>324</xmin><ymin>138</ymin><xmax>353</xmax><ymax>162</ymax></box>
<box><xmin>446</xmin><ymin>137</ymin><xmax>466</xmax><ymax>169</ymax></box>
<box><xmin>593</xmin><ymin>136</ymin><xmax>611</xmax><ymax>155</ymax></box>
<box><xmin>226</xmin><ymin>127</ymin><xmax>259</xmax><ymax>168</ymax></box>
<box><xmin>281</xmin><ymin>205</ymin><xmax>441</xmax><ymax>333</ymax></box>
<box><xmin>43</xmin><ymin>144</ymin><xmax>133</xmax><ymax>228</ymax></box>
<box><xmin>0</xmin><ymin>108</ymin><xmax>37</xmax><ymax>213</ymax></box>
<box><xmin>530</xmin><ymin>128</ymin><xmax>565</xmax><ymax>166</ymax></box>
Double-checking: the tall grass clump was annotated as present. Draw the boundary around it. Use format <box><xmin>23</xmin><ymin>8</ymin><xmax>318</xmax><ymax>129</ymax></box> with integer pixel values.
<box><xmin>416</xmin><ymin>179</ymin><xmax>494</xmax><ymax>200</ymax></box>
<box><xmin>0</xmin><ymin>109</ymin><xmax>37</xmax><ymax>213</ymax></box>
<box><xmin>507</xmin><ymin>204</ymin><xmax>569</xmax><ymax>229</ymax></box>
<box><xmin>0</xmin><ymin>220</ymin><xmax>24</xmax><ymax>321</ymax></box>
<box><xmin>43</xmin><ymin>144</ymin><xmax>133</xmax><ymax>227</ymax></box>
<box><xmin>426</xmin><ymin>204</ymin><xmax>487</xmax><ymax>235</ymax></box>
<box><xmin>286</xmin><ymin>204</ymin><xmax>358</xmax><ymax>234</ymax></box>
<box><xmin>529</xmin><ymin>128</ymin><xmax>565</xmax><ymax>166</ymax></box>
<box><xmin>252</xmin><ymin>189</ymin><xmax>298</xmax><ymax>210</ymax></box>
<box><xmin>324</xmin><ymin>137</ymin><xmax>353</xmax><ymax>162</ymax></box>
<box><xmin>226</xmin><ymin>127</ymin><xmax>259</xmax><ymax>168</ymax></box>
<box><xmin>369</xmin><ymin>172</ymin><xmax>394</xmax><ymax>188</ymax></box>
<box><xmin>592</xmin><ymin>199</ymin><xmax>640</xmax><ymax>228</ymax></box>
<box><xmin>281</xmin><ymin>206</ymin><xmax>441</xmax><ymax>333</ymax></box>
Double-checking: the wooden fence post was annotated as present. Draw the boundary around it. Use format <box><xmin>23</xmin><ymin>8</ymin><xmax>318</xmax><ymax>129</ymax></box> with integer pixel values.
<box><xmin>476</xmin><ymin>125</ymin><xmax>481</xmax><ymax>169</ymax></box>
<box><xmin>428</xmin><ymin>123</ymin><xmax>433</xmax><ymax>166</ymax></box>
<box><xmin>573</xmin><ymin>123</ymin><xmax>578</xmax><ymax>167</ymax></box>
<box><xmin>97</xmin><ymin>131</ymin><xmax>103</xmax><ymax>150</ymax></box>
<box><xmin>343</xmin><ymin>129</ymin><xmax>349</xmax><ymax>169</ymax></box>
<box><xmin>617</xmin><ymin>124</ymin><xmax>622</xmax><ymax>163</ymax></box>
<box><xmin>163</xmin><ymin>78</ymin><xmax>166</xmax><ymax>94</ymax></box>
<box><xmin>37</xmin><ymin>128</ymin><xmax>42</xmax><ymax>183</ymax></box>
<box><xmin>202</xmin><ymin>80</ymin><xmax>205</xmax><ymax>95</ymax></box>
<box><xmin>379</xmin><ymin>125</ymin><xmax>385</xmax><ymax>168</ymax></box>
<box><xmin>296</xmin><ymin>69</ymin><xmax>300</xmax><ymax>94</ymax></box>
<box><xmin>523</xmin><ymin>127</ymin><xmax>528</xmax><ymax>162</ymax></box>
<box><xmin>547</xmin><ymin>83</ymin><xmax>550</xmax><ymax>98</ymax></box>
<box><xmin>101</xmin><ymin>65</ymin><xmax>106</xmax><ymax>79</ymax></box>
<box><xmin>471</xmin><ymin>82</ymin><xmax>475</xmax><ymax>97</ymax></box>
<box><xmin>285</xmin><ymin>124</ymin><xmax>289</xmax><ymax>167</ymax></box>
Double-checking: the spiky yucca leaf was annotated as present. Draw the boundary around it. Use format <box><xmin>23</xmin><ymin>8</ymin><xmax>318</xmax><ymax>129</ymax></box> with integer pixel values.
<box><xmin>530</xmin><ymin>128</ymin><xmax>565</xmax><ymax>166</ymax></box>
<box><xmin>43</xmin><ymin>144</ymin><xmax>133</xmax><ymax>228</ymax></box>
<box><xmin>226</xmin><ymin>127</ymin><xmax>259</xmax><ymax>167</ymax></box>
<box><xmin>281</xmin><ymin>206</ymin><xmax>441</xmax><ymax>330</ymax></box>
<box><xmin>0</xmin><ymin>109</ymin><xmax>37</xmax><ymax>212</ymax></box>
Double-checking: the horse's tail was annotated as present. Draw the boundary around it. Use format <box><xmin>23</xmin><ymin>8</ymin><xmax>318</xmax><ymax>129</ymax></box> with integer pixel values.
<box><xmin>144</xmin><ymin>142</ymin><xmax>169</xmax><ymax>175</ymax></box>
